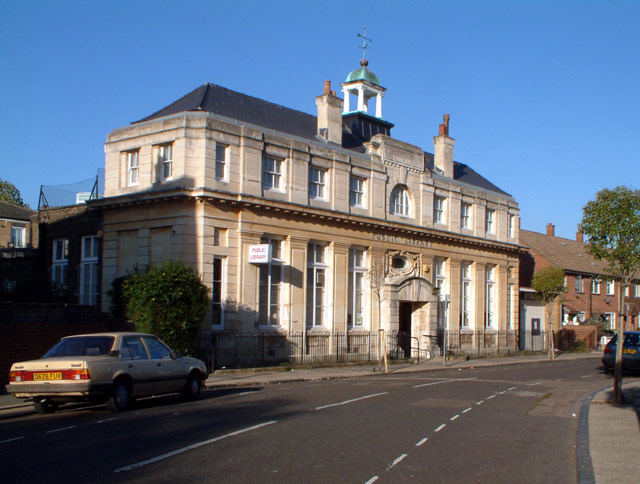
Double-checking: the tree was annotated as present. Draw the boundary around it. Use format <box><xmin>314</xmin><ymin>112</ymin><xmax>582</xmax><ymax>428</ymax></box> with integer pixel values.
<box><xmin>0</xmin><ymin>179</ymin><xmax>27</xmax><ymax>207</ymax></box>
<box><xmin>531</xmin><ymin>265</ymin><xmax>566</xmax><ymax>359</ymax></box>
<box><xmin>366</xmin><ymin>258</ymin><xmax>388</xmax><ymax>372</ymax></box>
<box><xmin>582</xmin><ymin>186</ymin><xmax>640</xmax><ymax>403</ymax></box>
<box><xmin>121</xmin><ymin>259</ymin><xmax>210</xmax><ymax>356</ymax></box>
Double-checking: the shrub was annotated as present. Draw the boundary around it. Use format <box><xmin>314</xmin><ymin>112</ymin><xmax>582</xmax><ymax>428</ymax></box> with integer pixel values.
<box><xmin>121</xmin><ymin>260</ymin><xmax>209</xmax><ymax>356</ymax></box>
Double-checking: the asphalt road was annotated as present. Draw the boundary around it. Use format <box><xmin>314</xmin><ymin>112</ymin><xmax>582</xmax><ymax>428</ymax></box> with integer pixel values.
<box><xmin>0</xmin><ymin>358</ymin><xmax>621</xmax><ymax>484</ymax></box>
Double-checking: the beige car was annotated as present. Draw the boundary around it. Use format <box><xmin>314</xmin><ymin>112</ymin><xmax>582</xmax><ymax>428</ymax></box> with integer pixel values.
<box><xmin>6</xmin><ymin>332</ymin><xmax>208</xmax><ymax>414</ymax></box>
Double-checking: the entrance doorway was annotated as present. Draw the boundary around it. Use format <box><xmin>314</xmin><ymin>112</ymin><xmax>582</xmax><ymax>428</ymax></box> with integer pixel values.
<box><xmin>398</xmin><ymin>302</ymin><xmax>412</xmax><ymax>357</ymax></box>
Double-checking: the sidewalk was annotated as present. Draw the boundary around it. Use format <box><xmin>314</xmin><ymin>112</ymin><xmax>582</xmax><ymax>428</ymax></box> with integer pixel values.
<box><xmin>1</xmin><ymin>352</ymin><xmax>637</xmax><ymax>484</ymax></box>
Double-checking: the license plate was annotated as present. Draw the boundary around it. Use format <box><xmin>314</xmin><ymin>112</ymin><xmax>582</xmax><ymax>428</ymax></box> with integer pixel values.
<box><xmin>33</xmin><ymin>372</ymin><xmax>63</xmax><ymax>381</ymax></box>
<box><xmin>623</xmin><ymin>348</ymin><xmax>637</xmax><ymax>354</ymax></box>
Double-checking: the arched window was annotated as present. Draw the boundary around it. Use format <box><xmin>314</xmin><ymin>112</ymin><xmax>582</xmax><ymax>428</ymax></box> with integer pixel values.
<box><xmin>391</xmin><ymin>185</ymin><xmax>411</xmax><ymax>217</ymax></box>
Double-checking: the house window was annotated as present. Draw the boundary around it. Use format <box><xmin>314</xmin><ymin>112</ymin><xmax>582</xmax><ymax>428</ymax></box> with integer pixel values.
<box><xmin>258</xmin><ymin>237</ymin><xmax>283</xmax><ymax>326</ymax></box>
<box><xmin>215</xmin><ymin>143</ymin><xmax>228</xmax><ymax>181</ymax></box>
<box><xmin>604</xmin><ymin>312</ymin><xmax>616</xmax><ymax>330</ymax></box>
<box><xmin>348</xmin><ymin>247</ymin><xmax>366</xmax><ymax>328</ymax></box>
<box><xmin>606</xmin><ymin>280</ymin><xmax>614</xmax><ymax>296</ymax></box>
<box><xmin>485</xmin><ymin>208</ymin><xmax>495</xmax><ymax>234</ymax></box>
<box><xmin>434</xmin><ymin>258</ymin><xmax>446</xmax><ymax>289</ymax></box>
<box><xmin>262</xmin><ymin>156</ymin><xmax>282</xmax><ymax>190</ymax></box>
<box><xmin>52</xmin><ymin>238</ymin><xmax>69</xmax><ymax>286</ymax></box>
<box><xmin>391</xmin><ymin>185</ymin><xmax>411</xmax><ymax>217</ymax></box>
<box><xmin>127</xmin><ymin>150</ymin><xmax>139</xmax><ymax>186</ymax></box>
<box><xmin>434</xmin><ymin>196</ymin><xmax>446</xmax><ymax>224</ymax></box>
<box><xmin>485</xmin><ymin>266</ymin><xmax>495</xmax><ymax>328</ymax></box>
<box><xmin>635</xmin><ymin>284</ymin><xmax>640</xmax><ymax>298</ymax></box>
<box><xmin>10</xmin><ymin>226</ymin><xmax>26</xmax><ymax>248</ymax></box>
<box><xmin>575</xmin><ymin>275</ymin><xmax>584</xmax><ymax>293</ymax></box>
<box><xmin>461</xmin><ymin>203</ymin><xmax>471</xmax><ymax>230</ymax></box>
<box><xmin>158</xmin><ymin>143</ymin><xmax>173</xmax><ymax>180</ymax></box>
<box><xmin>592</xmin><ymin>279</ymin><xmax>601</xmax><ymax>294</ymax></box>
<box><xmin>350</xmin><ymin>176</ymin><xmax>365</xmax><ymax>208</ymax></box>
<box><xmin>307</xmin><ymin>243</ymin><xmax>327</xmax><ymax>328</ymax></box>
<box><xmin>212</xmin><ymin>257</ymin><xmax>225</xmax><ymax>328</ymax></box>
<box><xmin>80</xmin><ymin>235</ymin><xmax>99</xmax><ymax>305</ymax></box>
<box><xmin>508</xmin><ymin>214</ymin><xmax>516</xmax><ymax>238</ymax></box>
<box><xmin>461</xmin><ymin>262</ymin><xmax>472</xmax><ymax>327</ymax></box>
<box><xmin>508</xmin><ymin>284</ymin><xmax>515</xmax><ymax>330</ymax></box>
<box><xmin>309</xmin><ymin>166</ymin><xmax>326</xmax><ymax>200</ymax></box>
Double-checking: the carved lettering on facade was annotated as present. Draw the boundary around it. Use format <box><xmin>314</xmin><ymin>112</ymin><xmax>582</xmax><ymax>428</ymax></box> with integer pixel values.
<box><xmin>372</xmin><ymin>233</ymin><xmax>431</xmax><ymax>248</ymax></box>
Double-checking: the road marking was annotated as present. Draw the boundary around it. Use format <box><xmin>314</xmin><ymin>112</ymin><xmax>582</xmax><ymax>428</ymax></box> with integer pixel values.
<box><xmin>486</xmin><ymin>395</ymin><xmax>496</xmax><ymax>400</ymax></box>
<box><xmin>114</xmin><ymin>420</ymin><xmax>277</xmax><ymax>473</ymax></box>
<box><xmin>387</xmin><ymin>454</ymin><xmax>407</xmax><ymax>470</ymax></box>
<box><xmin>97</xmin><ymin>418</ymin><xmax>117</xmax><ymax>424</ymax></box>
<box><xmin>450</xmin><ymin>414</ymin><xmax>460</xmax><ymax>421</ymax></box>
<box><xmin>235</xmin><ymin>391</ymin><xmax>255</xmax><ymax>396</ymax></box>
<box><xmin>435</xmin><ymin>424</ymin><xmax>446</xmax><ymax>432</ymax></box>
<box><xmin>526</xmin><ymin>382</ymin><xmax>541</xmax><ymax>386</ymax></box>
<box><xmin>45</xmin><ymin>426</ymin><xmax>76</xmax><ymax>434</ymax></box>
<box><xmin>416</xmin><ymin>437</ymin><xmax>428</xmax><ymax>447</ymax></box>
<box><xmin>0</xmin><ymin>436</ymin><xmax>24</xmax><ymax>444</ymax></box>
<box><xmin>476</xmin><ymin>400</ymin><xmax>484</xmax><ymax>405</ymax></box>
<box><xmin>413</xmin><ymin>377</ymin><xmax>476</xmax><ymax>388</ymax></box>
<box><xmin>312</xmin><ymin>392</ymin><xmax>387</xmax><ymax>411</ymax></box>
<box><xmin>364</xmin><ymin>477</ymin><xmax>379</xmax><ymax>484</ymax></box>
<box><xmin>462</xmin><ymin>407</ymin><xmax>472</xmax><ymax>413</ymax></box>
<box><xmin>581</xmin><ymin>375</ymin><xmax>592</xmax><ymax>378</ymax></box>
<box><xmin>507</xmin><ymin>386</ymin><xmax>517</xmax><ymax>391</ymax></box>
<box><xmin>496</xmin><ymin>390</ymin><xmax>506</xmax><ymax>394</ymax></box>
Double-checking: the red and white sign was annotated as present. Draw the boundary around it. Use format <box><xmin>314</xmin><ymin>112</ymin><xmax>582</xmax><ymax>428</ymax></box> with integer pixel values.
<box><xmin>249</xmin><ymin>244</ymin><xmax>271</xmax><ymax>263</ymax></box>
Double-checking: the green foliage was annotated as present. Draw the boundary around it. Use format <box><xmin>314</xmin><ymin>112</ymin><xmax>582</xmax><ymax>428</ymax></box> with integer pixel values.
<box><xmin>0</xmin><ymin>178</ymin><xmax>27</xmax><ymax>207</ymax></box>
<box><xmin>582</xmin><ymin>186</ymin><xmax>640</xmax><ymax>285</ymax></box>
<box><xmin>531</xmin><ymin>266</ymin><xmax>566</xmax><ymax>304</ymax></box>
<box><xmin>121</xmin><ymin>260</ymin><xmax>210</xmax><ymax>356</ymax></box>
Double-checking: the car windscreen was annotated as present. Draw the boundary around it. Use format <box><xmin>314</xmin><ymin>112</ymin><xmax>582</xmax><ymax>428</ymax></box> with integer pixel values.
<box><xmin>43</xmin><ymin>336</ymin><xmax>115</xmax><ymax>358</ymax></box>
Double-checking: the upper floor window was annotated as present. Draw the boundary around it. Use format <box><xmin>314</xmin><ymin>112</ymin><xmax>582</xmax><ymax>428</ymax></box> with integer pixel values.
<box><xmin>508</xmin><ymin>214</ymin><xmax>516</xmax><ymax>238</ymax></box>
<box><xmin>157</xmin><ymin>143</ymin><xmax>173</xmax><ymax>180</ymax></box>
<box><xmin>391</xmin><ymin>185</ymin><xmax>411</xmax><ymax>217</ymax></box>
<box><xmin>52</xmin><ymin>238</ymin><xmax>69</xmax><ymax>285</ymax></box>
<box><xmin>262</xmin><ymin>156</ymin><xmax>283</xmax><ymax>191</ymax></box>
<box><xmin>434</xmin><ymin>196</ymin><xmax>446</xmax><ymax>224</ymax></box>
<box><xmin>215</xmin><ymin>143</ymin><xmax>228</xmax><ymax>181</ymax></box>
<box><xmin>592</xmin><ymin>278</ymin><xmax>601</xmax><ymax>294</ymax></box>
<box><xmin>350</xmin><ymin>176</ymin><xmax>366</xmax><ymax>208</ymax></box>
<box><xmin>485</xmin><ymin>208</ymin><xmax>495</xmax><ymax>234</ymax></box>
<box><xmin>635</xmin><ymin>284</ymin><xmax>640</xmax><ymax>298</ymax></box>
<box><xmin>126</xmin><ymin>150</ymin><xmax>139</xmax><ymax>186</ymax></box>
<box><xmin>10</xmin><ymin>225</ymin><xmax>26</xmax><ymax>248</ymax></box>
<box><xmin>606</xmin><ymin>280</ymin><xmax>615</xmax><ymax>296</ymax></box>
<box><xmin>461</xmin><ymin>202</ymin><xmax>472</xmax><ymax>230</ymax></box>
<box><xmin>80</xmin><ymin>235</ymin><xmax>100</xmax><ymax>305</ymax></box>
<box><xmin>309</xmin><ymin>166</ymin><xmax>327</xmax><ymax>200</ymax></box>
<box><xmin>575</xmin><ymin>275</ymin><xmax>584</xmax><ymax>293</ymax></box>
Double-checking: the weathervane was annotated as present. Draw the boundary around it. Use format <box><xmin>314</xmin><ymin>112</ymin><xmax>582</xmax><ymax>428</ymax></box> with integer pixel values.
<box><xmin>357</xmin><ymin>26</ymin><xmax>372</xmax><ymax>62</ymax></box>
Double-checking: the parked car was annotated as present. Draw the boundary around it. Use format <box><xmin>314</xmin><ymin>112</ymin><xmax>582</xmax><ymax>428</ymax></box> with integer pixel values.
<box><xmin>602</xmin><ymin>331</ymin><xmax>640</xmax><ymax>373</ymax></box>
<box><xmin>6</xmin><ymin>332</ymin><xmax>208</xmax><ymax>414</ymax></box>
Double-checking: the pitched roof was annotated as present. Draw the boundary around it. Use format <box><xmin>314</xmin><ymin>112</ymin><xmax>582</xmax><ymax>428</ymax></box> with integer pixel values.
<box><xmin>520</xmin><ymin>229</ymin><xmax>609</xmax><ymax>275</ymax></box>
<box><xmin>424</xmin><ymin>153</ymin><xmax>511</xmax><ymax>196</ymax></box>
<box><xmin>0</xmin><ymin>200</ymin><xmax>35</xmax><ymax>221</ymax></box>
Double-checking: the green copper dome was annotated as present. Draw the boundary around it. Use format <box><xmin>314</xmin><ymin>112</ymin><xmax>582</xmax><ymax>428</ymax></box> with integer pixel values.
<box><xmin>345</xmin><ymin>59</ymin><xmax>381</xmax><ymax>86</ymax></box>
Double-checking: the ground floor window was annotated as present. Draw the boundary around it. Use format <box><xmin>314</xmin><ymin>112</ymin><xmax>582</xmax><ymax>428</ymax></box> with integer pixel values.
<box><xmin>259</xmin><ymin>237</ymin><xmax>283</xmax><ymax>326</ymax></box>
<box><xmin>348</xmin><ymin>247</ymin><xmax>366</xmax><ymax>328</ymax></box>
<box><xmin>80</xmin><ymin>235</ymin><xmax>100</xmax><ymax>305</ymax></box>
<box><xmin>307</xmin><ymin>243</ymin><xmax>327</xmax><ymax>328</ymax></box>
<box><xmin>212</xmin><ymin>257</ymin><xmax>225</xmax><ymax>328</ymax></box>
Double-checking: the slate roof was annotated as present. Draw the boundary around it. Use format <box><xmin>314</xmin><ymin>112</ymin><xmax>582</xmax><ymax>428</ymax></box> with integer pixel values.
<box><xmin>135</xmin><ymin>83</ymin><xmax>511</xmax><ymax>197</ymax></box>
<box><xmin>0</xmin><ymin>200</ymin><xmax>35</xmax><ymax>221</ymax></box>
<box><xmin>520</xmin><ymin>229</ymin><xmax>609</xmax><ymax>275</ymax></box>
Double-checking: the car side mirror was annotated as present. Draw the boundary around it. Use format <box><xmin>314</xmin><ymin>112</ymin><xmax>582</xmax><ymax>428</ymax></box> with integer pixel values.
<box><xmin>108</xmin><ymin>350</ymin><xmax>120</xmax><ymax>357</ymax></box>
<box><xmin>173</xmin><ymin>351</ymin><xmax>183</xmax><ymax>359</ymax></box>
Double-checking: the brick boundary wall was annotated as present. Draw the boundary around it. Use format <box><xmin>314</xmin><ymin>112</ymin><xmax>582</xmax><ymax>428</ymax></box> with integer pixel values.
<box><xmin>558</xmin><ymin>325</ymin><xmax>598</xmax><ymax>351</ymax></box>
<box><xmin>1</xmin><ymin>320</ymin><xmax>133</xmax><ymax>388</ymax></box>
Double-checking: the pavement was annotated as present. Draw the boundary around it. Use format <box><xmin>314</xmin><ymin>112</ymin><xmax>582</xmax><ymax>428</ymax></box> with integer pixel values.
<box><xmin>1</xmin><ymin>351</ymin><xmax>638</xmax><ymax>484</ymax></box>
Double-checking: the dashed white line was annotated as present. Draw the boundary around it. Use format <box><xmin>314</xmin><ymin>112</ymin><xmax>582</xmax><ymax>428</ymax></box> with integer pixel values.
<box><xmin>45</xmin><ymin>426</ymin><xmax>76</xmax><ymax>434</ymax></box>
<box><xmin>413</xmin><ymin>377</ymin><xmax>475</xmax><ymax>388</ymax></box>
<box><xmin>364</xmin><ymin>477</ymin><xmax>379</xmax><ymax>484</ymax></box>
<box><xmin>97</xmin><ymin>418</ymin><xmax>117</xmax><ymax>424</ymax></box>
<box><xmin>435</xmin><ymin>424</ymin><xmax>446</xmax><ymax>432</ymax></box>
<box><xmin>312</xmin><ymin>392</ymin><xmax>388</xmax><ymax>411</ymax></box>
<box><xmin>497</xmin><ymin>390</ymin><xmax>506</xmax><ymax>394</ymax></box>
<box><xmin>462</xmin><ymin>407</ymin><xmax>472</xmax><ymax>413</ymax></box>
<box><xmin>526</xmin><ymin>382</ymin><xmax>541</xmax><ymax>386</ymax></box>
<box><xmin>450</xmin><ymin>414</ymin><xmax>460</xmax><ymax>421</ymax></box>
<box><xmin>0</xmin><ymin>436</ymin><xmax>24</xmax><ymax>444</ymax></box>
<box><xmin>415</xmin><ymin>437</ymin><xmax>428</xmax><ymax>447</ymax></box>
<box><xmin>581</xmin><ymin>375</ymin><xmax>593</xmax><ymax>378</ymax></box>
<box><xmin>387</xmin><ymin>454</ymin><xmax>407</xmax><ymax>470</ymax></box>
<box><xmin>114</xmin><ymin>420</ymin><xmax>277</xmax><ymax>473</ymax></box>
<box><xmin>507</xmin><ymin>386</ymin><xmax>517</xmax><ymax>391</ymax></box>
<box><xmin>486</xmin><ymin>395</ymin><xmax>496</xmax><ymax>400</ymax></box>
<box><xmin>476</xmin><ymin>400</ymin><xmax>484</xmax><ymax>405</ymax></box>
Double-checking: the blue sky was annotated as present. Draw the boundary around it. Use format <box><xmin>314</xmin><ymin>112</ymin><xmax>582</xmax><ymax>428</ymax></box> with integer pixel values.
<box><xmin>1</xmin><ymin>0</ymin><xmax>638</xmax><ymax>239</ymax></box>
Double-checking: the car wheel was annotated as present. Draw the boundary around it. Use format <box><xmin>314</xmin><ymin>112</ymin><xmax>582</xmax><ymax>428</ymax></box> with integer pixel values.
<box><xmin>106</xmin><ymin>380</ymin><xmax>131</xmax><ymax>413</ymax></box>
<box><xmin>33</xmin><ymin>398</ymin><xmax>58</xmax><ymax>414</ymax></box>
<box><xmin>182</xmin><ymin>372</ymin><xmax>201</xmax><ymax>401</ymax></box>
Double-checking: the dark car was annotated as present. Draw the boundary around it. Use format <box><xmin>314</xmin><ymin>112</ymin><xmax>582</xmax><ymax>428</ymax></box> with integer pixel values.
<box><xmin>602</xmin><ymin>331</ymin><xmax>640</xmax><ymax>373</ymax></box>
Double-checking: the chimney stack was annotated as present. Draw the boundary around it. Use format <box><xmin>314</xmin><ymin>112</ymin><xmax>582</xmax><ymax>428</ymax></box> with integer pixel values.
<box><xmin>546</xmin><ymin>223</ymin><xmax>555</xmax><ymax>237</ymax></box>
<box><xmin>316</xmin><ymin>80</ymin><xmax>342</xmax><ymax>144</ymax></box>
<box><xmin>433</xmin><ymin>113</ymin><xmax>454</xmax><ymax>178</ymax></box>
<box><xmin>576</xmin><ymin>225</ymin><xmax>584</xmax><ymax>243</ymax></box>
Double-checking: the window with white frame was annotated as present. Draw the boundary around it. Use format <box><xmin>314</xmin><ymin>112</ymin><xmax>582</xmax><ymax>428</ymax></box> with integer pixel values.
<box><xmin>592</xmin><ymin>278</ymin><xmax>601</xmax><ymax>294</ymax></box>
<box><xmin>309</xmin><ymin>166</ymin><xmax>327</xmax><ymax>200</ymax></box>
<box><xmin>215</xmin><ymin>143</ymin><xmax>228</xmax><ymax>181</ymax></box>
<box><xmin>575</xmin><ymin>275</ymin><xmax>584</xmax><ymax>293</ymax></box>
<box><xmin>348</xmin><ymin>247</ymin><xmax>366</xmax><ymax>328</ymax></box>
<box><xmin>606</xmin><ymin>280</ymin><xmax>614</xmax><ymax>296</ymax></box>
<box><xmin>635</xmin><ymin>284</ymin><xmax>640</xmax><ymax>297</ymax></box>
<box><xmin>625</xmin><ymin>286</ymin><xmax>629</xmax><ymax>297</ymax></box>
<box><xmin>604</xmin><ymin>312</ymin><xmax>616</xmax><ymax>330</ymax></box>
<box><xmin>79</xmin><ymin>235</ymin><xmax>99</xmax><ymax>305</ymax></box>
<box><xmin>485</xmin><ymin>265</ymin><xmax>496</xmax><ymax>327</ymax></box>
<box><xmin>157</xmin><ymin>143</ymin><xmax>173</xmax><ymax>180</ymax></box>
<box><xmin>434</xmin><ymin>196</ymin><xmax>446</xmax><ymax>224</ymax></box>
<box><xmin>485</xmin><ymin>208</ymin><xmax>495</xmax><ymax>234</ymax></box>
<box><xmin>461</xmin><ymin>262</ymin><xmax>472</xmax><ymax>327</ymax></box>
<box><xmin>461</xmin><ymin>202</ymin><xmax>471</xmax><ymax>230</ymax></box>
<box><xmin>262</xmin><ymin>155</ymin><xmax>282</xmax><ymax>190</ymax></box>
<box><xmin>391</xmin><ymin>185</ymin><xmax>411</xmax><ymax>217</ymax></box>
<box><xmin>434</xmin><ymin>258</ymin><xmax>446</xmax><ymax>289</ymax></box>
<box><xmin>258</xmin><ymin>237</ymin><xmax>283</xmax><ymax>326</ymax></box>
<box><xmin>507</xmin><ymin>284</ymin><xmax>515</xmax><ymax>330</ymax></box>
<box><xmin>126</xmin><ymin>150</ymin><xmax>139</xmax><ymax>186</ymax></box>
<box><xmin>10</xmin><ymin>226</ymin><xmax>26</xmax><ymax>248</ymax></box>
<box><xmin>212</xmin><ymin>257</ymin><xmax>225</xmax><ymax>328</ymax></box>
<box><xmin>307</xmin><ymin>243</ymin><xmax>327</xmax><ymax>328</ymax></box>
<box><xmin>52</xmin><ymin>238</ymin><xmax>69</xmax><ymax>286</ymax></box>
<box><xmin>350</xmin><ymin>176</ymin><xmax>366</xmax><ymax>208</ymax></box>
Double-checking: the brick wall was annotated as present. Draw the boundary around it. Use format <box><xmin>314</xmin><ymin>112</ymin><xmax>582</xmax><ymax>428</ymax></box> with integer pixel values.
<box><xmin>557</xmin><ymin>325</ymin><xmax>598</xmax><ymax>351</ymax></box>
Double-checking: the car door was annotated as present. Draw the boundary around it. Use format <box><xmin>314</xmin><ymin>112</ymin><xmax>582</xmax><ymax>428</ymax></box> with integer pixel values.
<box><xmin>142</xmin><ymin>336</ymin><xmax>187</xmax><ymax>393</ymax></box>
<box><xmin>118</xmin><ymin>336</ymin><xmax>157</xmax><ymax>397</ymax></box>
